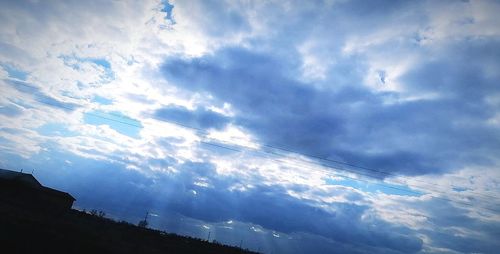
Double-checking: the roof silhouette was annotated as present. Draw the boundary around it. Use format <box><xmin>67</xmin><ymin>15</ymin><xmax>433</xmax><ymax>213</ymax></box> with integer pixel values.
<box><xmin>0</xmin><ymin>168</ymin><xmax>42</xmax><ymax>187</ymax></box>
<box><xmin>0</xmin><ymin>168</ymin><xmax>75</xmax><ymax>201</ymax></box>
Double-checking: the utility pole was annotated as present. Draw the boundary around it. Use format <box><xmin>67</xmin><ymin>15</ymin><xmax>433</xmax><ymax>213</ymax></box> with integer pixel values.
<box><xmin>138</xmin><ymin>211</ymin><xmax>149</xmax><ymax>228</ymax></box>
<box><xmin>207</xmin><ymin>231</ymin><xmax>211</xmax><ymax>242</ymax></box>
<box><xmin>239</xmin><ymin>239</ymin><xmax>243</xmax><ymax>249</ymax></box>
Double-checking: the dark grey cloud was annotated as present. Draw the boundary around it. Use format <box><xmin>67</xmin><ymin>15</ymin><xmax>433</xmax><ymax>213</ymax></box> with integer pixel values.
<box><xmin>161</xmin><ymin>45</ymin><xmax>500</xmax><ymax>176</ymax></box>
<box><xmin>400</xmin><ymin>198</ymin><xmax>500</xmax><ymax>254</ymax></box>
<box><xmin>402</xmin><ymin>39</ymin><xmax>500</xmax><ymax>100</ymax></box>
<box><xmin>162</xmin><ymin>48</ymin><xmax>347</xmax><ymax>158</ymax></box>
<box><xmin>163</xmin><ymin>182</ymin><xmax>422</xmax><ymax>253</ymax></box>
<box><xmin>154</xmin><ymin>105</ymin><xmax>230</xmax><ymax>130</ymax></box>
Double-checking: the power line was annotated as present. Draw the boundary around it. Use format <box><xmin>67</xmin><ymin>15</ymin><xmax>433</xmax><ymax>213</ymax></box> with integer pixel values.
<box><xmin>3</xmin><ymin>81</ymin><xmax>500</xmax><ymax>212</ymax></box>
<box><xmin>150</xmin><ymin>107</ymin><xmax>500</xmax><ymax>202</ymax></box>
<box><xmin>200</xmin><ymin>138</ymin><xmax>500</xmax><ymax>214</ymax></box>
<box><xmin>4</xmin><ymin>81</ymin><xmax>500</xmax><ymax>205</ymax></box>
<box><xmin>4</xmin><ymin>80</ymin><xmax>494</xmax><ymax>196</ymax></box>
<box><xmin>200</xmin><ymin>136</ymin><xmax>500</xmax><ymax>203</ymax></box>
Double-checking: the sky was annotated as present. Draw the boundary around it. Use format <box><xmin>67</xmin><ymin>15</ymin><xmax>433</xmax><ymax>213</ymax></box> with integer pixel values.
<box><xmin>1</xmin><ymin>0</ymin><xmax>500</xmax><ymax>253</ymax></box>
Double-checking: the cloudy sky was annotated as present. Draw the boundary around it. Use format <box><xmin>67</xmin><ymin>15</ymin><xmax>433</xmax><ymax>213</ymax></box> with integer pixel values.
<box><xmin>1</xmin><ymin>0</ymin><xmax>500</xmax><ymax>253</ymax></box>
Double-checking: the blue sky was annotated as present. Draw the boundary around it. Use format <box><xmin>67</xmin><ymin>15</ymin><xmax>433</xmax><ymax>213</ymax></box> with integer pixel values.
<box><xmin>1</xmin><ymin>0</ymin><xmax>500</xmax><ymax>253</ymax></box>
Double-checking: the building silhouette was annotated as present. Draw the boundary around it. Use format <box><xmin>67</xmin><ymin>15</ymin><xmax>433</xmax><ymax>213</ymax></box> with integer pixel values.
<box><xmin>0</xmin><ymin>168</ymin><xmax>75</xmax><ymax>211</ymax></box>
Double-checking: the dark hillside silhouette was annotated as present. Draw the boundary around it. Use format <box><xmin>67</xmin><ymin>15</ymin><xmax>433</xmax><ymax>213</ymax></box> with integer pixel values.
<box><xmin>0</xmin><ymin>168</ymin><xmax>258</xmax><ymax>254</ymax></box>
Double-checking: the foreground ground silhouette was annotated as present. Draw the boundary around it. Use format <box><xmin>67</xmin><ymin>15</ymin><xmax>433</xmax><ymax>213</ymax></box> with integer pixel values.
<box><xmin>0</xmin><ymin>202</ymin><xmax>258</xmax><ymax>254</ymax></box>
